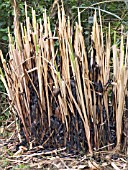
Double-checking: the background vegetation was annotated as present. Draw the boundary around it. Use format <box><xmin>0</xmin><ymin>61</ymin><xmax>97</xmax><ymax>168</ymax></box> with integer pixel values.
<box><xmin>0</xmin><ymin>0</ymin><xmax>127</xmax><ymax>169</ymax></box>
<box><xmin>0</xmin><ymin>0</ymin><xmax>128</xmax><ymax>55</ymax></box>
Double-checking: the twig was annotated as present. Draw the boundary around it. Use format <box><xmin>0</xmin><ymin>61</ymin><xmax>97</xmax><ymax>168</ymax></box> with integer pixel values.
<box><xmin>73</xmin><ymin>7</ymin><xmax>123</xmax><ymax>21</ymax></box>
<box><xmin>13</xmin><ymin>147</ymin><xmax>66</xmax><ymax>159</ymax></box>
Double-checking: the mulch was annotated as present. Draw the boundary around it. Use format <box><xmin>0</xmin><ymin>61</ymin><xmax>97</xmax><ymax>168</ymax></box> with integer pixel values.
<box><xmin>0</xmin><ymin>130</ymin><xmax>127</xmax><ymax>170</ymax></box>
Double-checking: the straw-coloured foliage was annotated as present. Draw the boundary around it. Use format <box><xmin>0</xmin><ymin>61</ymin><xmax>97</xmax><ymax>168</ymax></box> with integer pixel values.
<box><xmin>0</xmin><ymin>3</ymin><xmax>127</xmax><ymax>154</ymax></box>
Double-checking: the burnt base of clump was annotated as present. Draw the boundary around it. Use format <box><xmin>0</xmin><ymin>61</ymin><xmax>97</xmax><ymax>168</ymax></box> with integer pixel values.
<box><xmin>19</xmin><ymin>113</ymin><xmax>89</xmax><ymax>152</ymax></box>
<box><xmin>19</xmin><ymin>104</ymin><xmax>119</xmax><ymax>154</ymax></box>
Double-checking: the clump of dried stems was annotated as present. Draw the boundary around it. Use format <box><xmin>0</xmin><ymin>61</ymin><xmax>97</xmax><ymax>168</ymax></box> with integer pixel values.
<box><xmin>0</xmin><ymin>2</ymin><xmax>127</xmax><ymax>154</ymax></box>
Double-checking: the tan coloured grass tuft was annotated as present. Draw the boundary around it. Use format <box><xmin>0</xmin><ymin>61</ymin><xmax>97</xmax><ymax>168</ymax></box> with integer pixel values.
<box><xmin>0</xmin><ymin>2</ymin><xmax>127</xmax><ymax>154</ymax></box>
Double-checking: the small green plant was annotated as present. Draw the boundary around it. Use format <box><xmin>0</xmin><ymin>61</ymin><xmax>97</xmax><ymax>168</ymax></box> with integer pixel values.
<box><xmin>11</xmin><ymin>164</ymin><xmax>30</xmax><ymax>170</ymax></box>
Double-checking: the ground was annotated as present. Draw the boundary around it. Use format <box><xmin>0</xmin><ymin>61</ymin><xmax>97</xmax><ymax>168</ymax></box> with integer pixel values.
<box><xmin>0</xmin><ymin>130</ymin><xmax>127</xmax><ymax>170</ymax></box>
